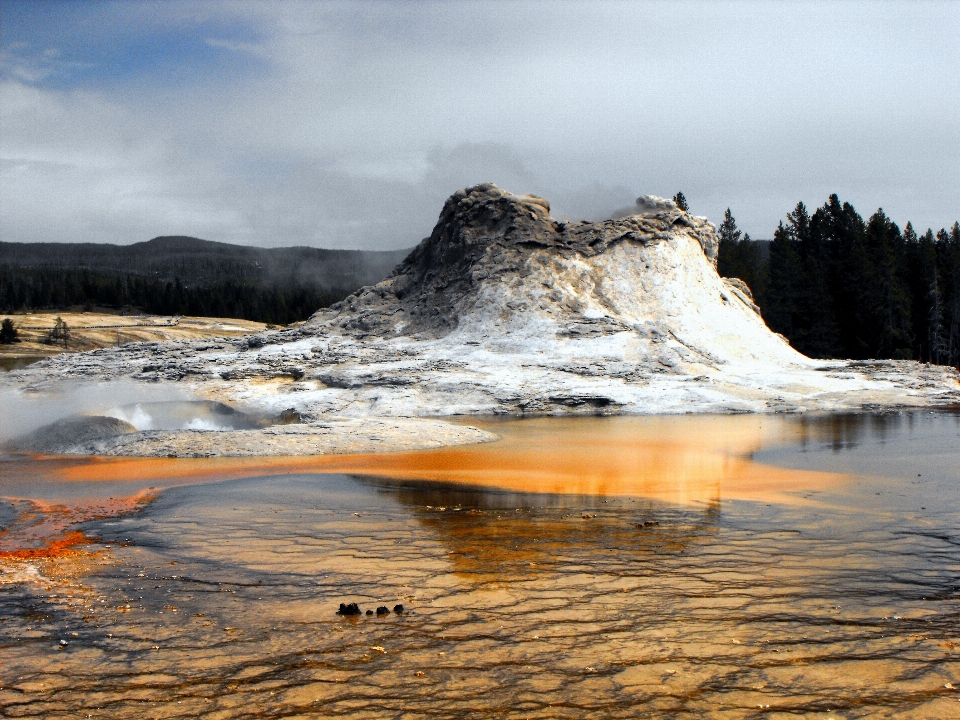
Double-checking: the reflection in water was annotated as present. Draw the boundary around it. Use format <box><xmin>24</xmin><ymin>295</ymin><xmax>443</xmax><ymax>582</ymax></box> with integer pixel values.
<box><xmin>1</xmin><ymin>412</ymin><xmax>959</xmax><ymax>718</ymax></box>
<box><xmin>368</xmin><ymin>477</ymin><xmax>722</xmax><ymax>579</ymax></box>
<box><xmin>788</xmin><ymin>409</ymin><xmax>960</xmax><ymax>454</ymax></box>
<box><xmin>1</xmin><ymin>413</ymin><xmax>848</xmax><ymax>510</ymax></box>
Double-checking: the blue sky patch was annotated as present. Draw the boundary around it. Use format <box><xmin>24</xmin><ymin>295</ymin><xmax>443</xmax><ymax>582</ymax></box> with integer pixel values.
<box><xmin>0</xmin><ymin>0</ymin><xmax>268</xmax><ymax>92</ymax></box>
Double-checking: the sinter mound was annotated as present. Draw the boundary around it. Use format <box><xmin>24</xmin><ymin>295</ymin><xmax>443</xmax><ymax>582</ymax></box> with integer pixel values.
<box><xmin>4</xmin><ymin>184</ymin><xmax>959</xmax><ymax>455</ymax></box>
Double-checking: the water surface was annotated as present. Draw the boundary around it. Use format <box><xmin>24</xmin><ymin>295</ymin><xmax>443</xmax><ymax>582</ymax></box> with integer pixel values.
<box><xmin>1</xmin><ymin>412</ymin><xmax>958</xmax><ymax>718</ymax></box>
<box><xmin>0</xmin><ymin>355</ymin><xmax>47</xmax><ymax>373</ymax></box>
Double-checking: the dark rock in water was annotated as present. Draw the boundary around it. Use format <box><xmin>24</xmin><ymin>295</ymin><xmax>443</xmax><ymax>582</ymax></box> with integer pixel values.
<box><xmin>276</xmin><ymin>408</ymin><xmax>302</xmax><ymax>425</ymax></box>
<box><xmin>207</xmin><ymin>401</ymin><xmax>241</xmax><ymax>416</ymax></box>
<box><xmin>336</xmin><ymin>602</ymin><xmax>361</xmax><ymax>616</ymax></box>
<box><xmin>7</xmin><ymin>415</ymin><xmax>136</xmax><ymax>453</ymax></box>
<box><xmin>366</xmin><ymin>609</ymin><xmax>374</xmax><ymax>616</ymax></box>
<box><xmin>376</xmin><ymin>606</ymin><xmax>389</xmax><ymax>615</ymax></box>
<box><xmin>393</xmin><ymin>604</ymin><xmax>404</xmax><ymax>614</ymax></box>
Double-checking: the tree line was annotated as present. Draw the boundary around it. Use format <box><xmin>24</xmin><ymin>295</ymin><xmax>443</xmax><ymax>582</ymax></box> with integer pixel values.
<box><xmin>713</xmin><ymin>194</ymin><xmax>960</xmax><ymax>369</ymax></box>
<box><xmin>0</xmin><ymin>267</ymin><xmax>353</xmax><ymax>326</ymax></box>
<box><xmin>0</xmin><ymin>237</ymin><xmax>409</xmax><ymax>289</ymax></box>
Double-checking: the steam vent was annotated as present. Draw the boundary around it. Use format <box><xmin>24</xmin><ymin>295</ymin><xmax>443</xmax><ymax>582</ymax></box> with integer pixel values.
<box><xmin>5</xmin><ymin>184</ymin><xmax>960</xmax><ymax>456</ymax></box>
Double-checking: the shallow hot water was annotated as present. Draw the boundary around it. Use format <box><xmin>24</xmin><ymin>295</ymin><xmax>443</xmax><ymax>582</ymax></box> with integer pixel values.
<box><xmin>1</xmin><ymin>412</ymin><xmax>958</xmax><ymax>718</ymax></box>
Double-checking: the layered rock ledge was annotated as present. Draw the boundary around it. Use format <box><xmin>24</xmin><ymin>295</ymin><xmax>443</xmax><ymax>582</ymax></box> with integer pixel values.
<box><xmin>65</xmin><ymin>417</ymin><xmax>498</xmax><ymax>458</ymax></box>
<box><xmin>4</xmin><ymin>184</ymin><xmax>959</xmax><ymax>456</ymax></box>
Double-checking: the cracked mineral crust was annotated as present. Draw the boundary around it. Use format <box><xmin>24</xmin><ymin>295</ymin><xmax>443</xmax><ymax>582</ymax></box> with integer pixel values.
<box><xmin>4</xmin><ymin>183</ymin><xmax>959</xmax><ymax>456</ymax></box>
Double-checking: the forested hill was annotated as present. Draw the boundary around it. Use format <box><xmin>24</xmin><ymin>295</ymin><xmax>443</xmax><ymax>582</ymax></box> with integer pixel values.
<box><xmin>0</xmin><ymin>237</ymin><xmax>412</xmax><ymax>325</ymax></box>
<box><xmin>0</xmin><ymin>236</ymin><xmax>410</xmax><ymax>289</ymax></box>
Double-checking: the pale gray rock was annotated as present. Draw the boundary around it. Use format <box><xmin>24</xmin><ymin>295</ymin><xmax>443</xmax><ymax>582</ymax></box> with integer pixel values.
<box><xmin>69</xmin><ymin>418</ymin><xmax>497</xmax><ymax>457</ymax></box>
<box><xmin>3</xmin><ymin>183</ymin><xmax>959</xmax><ymax>457</ymax></box>
<box><xmin>7</xmin><ymin>415</ymin><xmax>136</xmax><ymax>453</ymax></box>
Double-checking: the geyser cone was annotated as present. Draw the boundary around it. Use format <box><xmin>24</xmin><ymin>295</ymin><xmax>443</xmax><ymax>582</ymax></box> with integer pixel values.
<box><xmin>307</xmin><ymin>182</ymin><xmax>804</xmax><ymax>369</ymax></box>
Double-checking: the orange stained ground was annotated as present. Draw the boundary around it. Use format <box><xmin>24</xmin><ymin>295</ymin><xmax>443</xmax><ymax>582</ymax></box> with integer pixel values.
<box><xmin>2</xmin><ymin>414</ymin><xmax>845</xmax><ymax>509</ymax></box>
<box><xmin>0</xmin><ymin>491</ymin><xmax>158</xmax><ymax>558</ymax></box>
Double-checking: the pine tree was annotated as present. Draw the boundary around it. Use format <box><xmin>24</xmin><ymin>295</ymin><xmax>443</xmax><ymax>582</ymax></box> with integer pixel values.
<box><xmin>716</xmin><ymin>208</ymin><xmax>765</xmax><ymax>302</ymax></box>
<box><xmin>942</xmin><ymin>223</ymin><xmax>960</xmax><ymax>368</ymax></box>
<box><xmin>717</xmin><ymin>210</ymin><xmax>743</xmax><ymax>277</ymax></box>
<box><xmin>818</xmin><ymin>195</ymin><xmax>870</xmax><ymax>357</ymax></box>
<box><xmin>719</xmin><ymin>208</ymin><xmax>742</xmax><ymax>246</ymax></box>
<box><xmin>864</xmin><ymin>210</ymin><xmax>912</xmax><ymax>358</ymax></box>
<box><xmin>763</xmin><ymin>221</ymin><xmax>803</xmax><ymax>339</ymax></box>
<box><xmin>48</xmin><ymin>316</ymin><xmax>70</xmax><ymax>349</ymax></box>
<box><xmin>905</xmin><ymin>225</ymin><xmax>945</xmax><ymax>362</ymax></box>
<box><xmin>0</xmin><ymin>317</ymin><xmax>18</xmax><ymax>344</ymax></box>
<box><xmin>783</xmin><ymin>201</ymin><xmax>840</xmax><ymax>357</ymax></box>
<box><xmin>673</xmin><ymin>192</ymin><xmax>689</xmax><ymax>212</ymax></box>
<box><xmin>928</xmin><ymin>268</ymin><xmax>947</xmax><ymax>365</ymax></box>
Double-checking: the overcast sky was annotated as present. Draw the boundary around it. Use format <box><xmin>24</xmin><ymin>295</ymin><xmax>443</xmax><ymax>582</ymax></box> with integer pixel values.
<box><xmin>1</xmin><ymin>0</ymin><xmax>958</xmax><ymax>249</ymax></box>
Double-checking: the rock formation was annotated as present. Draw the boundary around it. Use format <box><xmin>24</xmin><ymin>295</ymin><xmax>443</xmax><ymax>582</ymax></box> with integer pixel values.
<box><xmin>8</xmin><ymin>415</ymin><xmax>136</xmax><ymax>453</ymax></box>
<box><xmin>4</xmin><ymin>183</ymin><xmax>959</xmax><ymax>455</ymax></box>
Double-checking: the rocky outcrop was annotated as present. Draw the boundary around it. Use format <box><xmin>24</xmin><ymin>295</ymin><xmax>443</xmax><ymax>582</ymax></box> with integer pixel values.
<box><xmin>7</xmin><ymin>416</ymin><xmax>136</xmax><ymax>453</ymax></box>
<box><xmin>322</xmin><ymin>184</ymin><xmax>718</xmax><ymax>340</ymax></box>
<box><xmin>3</xmin><ymin>183</ymin><xmax>959</xmax><ymax>457</ymax></box>
<box><xmin>59</xmin><ymin>417</ymin><xmax>497</xmax><ymax>457</ymax></box>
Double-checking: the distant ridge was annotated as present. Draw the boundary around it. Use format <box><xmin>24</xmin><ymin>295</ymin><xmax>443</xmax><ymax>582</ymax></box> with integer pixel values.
<box><xmin>0</xmin><ymin>236</ymin><xmax>411</xmax><ymax>289</ymax></box>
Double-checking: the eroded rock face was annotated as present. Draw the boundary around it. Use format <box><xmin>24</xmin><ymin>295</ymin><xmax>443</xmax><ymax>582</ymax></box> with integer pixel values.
<box><xmin>302</xmin><ymin>183</ymin><xmax>805</xmax><ymax>377</ymax></box>
<box><xmin>3</xmin><ymin>183</ymin><xmax>960</xmax><ymax>457</ymax></box>
<box><xmin>320</xmin><ymin>184</ymin><xmax>718</xmax><ymax>340</ymax></box>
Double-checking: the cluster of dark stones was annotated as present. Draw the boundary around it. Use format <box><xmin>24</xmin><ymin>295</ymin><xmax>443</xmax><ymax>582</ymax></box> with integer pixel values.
<box><xmin>337</xmin><ymin>603</ymin><xmax>404</xmax><ymax>617</ymax></box>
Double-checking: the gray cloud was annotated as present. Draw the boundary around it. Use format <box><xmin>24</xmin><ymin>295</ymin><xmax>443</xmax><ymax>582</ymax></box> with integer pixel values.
<box><xmin>1</xmin><ymin>0</ymin><xmax>958</xmax><ymax>250</ymax></box>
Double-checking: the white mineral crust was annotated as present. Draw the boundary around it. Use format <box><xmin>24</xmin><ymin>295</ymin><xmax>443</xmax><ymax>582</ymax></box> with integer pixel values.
<box><xmin>5</xmin><ymin>184</ymin><xmax>959</xmax><ymax>456</ymax></box>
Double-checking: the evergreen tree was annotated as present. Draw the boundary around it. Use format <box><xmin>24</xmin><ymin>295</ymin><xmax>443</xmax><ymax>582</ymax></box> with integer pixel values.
<box><xmin>942</xmin><ymin>223</ymin><xmax>960</xmax><ymax>367</ymax></box>
<box><xmin>905</xmin><ymin>225</ymin><xmax>944</xmax><ymax>362</ymax></box>
<box><xmin>48</xmin><ymin>316</ymin><xmax>70</xmax><ymax>349</ymax></box>
<box><xmin>928</xmin><ymin>263</ymin><xmax>947</xmax><ymax>366</ymax></box>
<box><xmin>781</xmin><ymin>201</ymin><xmax>840</xmax><ymax>357</ymax></box>
<box><xmin>718</xmin><ymin>208</ymin><xmax>741</xmax><ymax>246</ymax></box>
<box><xmin>716</xmin><ymin>208</ymin><xmax>765</xmax><ymax>302</ymax></box>
<box><xmin>863</xmin><ymin>210</ymin><xmax>912</xmax><ymax>358</ymax></box>
<box><xmin>673</xmin><ymin>192</ymin><xmax>689</xmax><ymax>212</ymax></box>
<box><xmin>817</xmin><ymin>194</ymin><xmax>870</xmax><ymax>357</ymax></box>
<box><xmin>763</xmin><ymin>221</ymin><xmax>802</xmax><ymax>339</ymax></box>
<box><xmin>0</xmin><ymin>317</ymin><xmax>18</xmax><ymax>343</ymax></box>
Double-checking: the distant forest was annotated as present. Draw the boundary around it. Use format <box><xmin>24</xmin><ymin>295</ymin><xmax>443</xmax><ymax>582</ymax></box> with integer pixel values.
<box><xmin>0</xmin><ymin>236</ymin><xmax>410</xmax><ymax>326</ymax></box>
<box><xmin>714</xmin><ymin>195</ymin><xmax>960</xmax><ymax>369</ymax></box>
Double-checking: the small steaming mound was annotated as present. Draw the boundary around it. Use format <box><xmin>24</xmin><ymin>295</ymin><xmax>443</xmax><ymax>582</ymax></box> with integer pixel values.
<box><xmin>104</xmin><ymin>400</ymin><xmax>269</xmax><ymax>431</ymax></box>
<box><xmin>8</xmin><ymin>416</ymin><xmax>137</xmax><ymax>454</ymax></box>
<box><xmin>5</xmin><ymin>401</ymin><xmax>272</xmax><ymax>454</ymax></box>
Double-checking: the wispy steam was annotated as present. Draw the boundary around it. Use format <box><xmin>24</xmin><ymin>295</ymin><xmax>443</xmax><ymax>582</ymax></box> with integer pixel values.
<box><xmin>0</xmin><ymin>381</ymin><xmax>194</xmax><ymax>443</ymax></box>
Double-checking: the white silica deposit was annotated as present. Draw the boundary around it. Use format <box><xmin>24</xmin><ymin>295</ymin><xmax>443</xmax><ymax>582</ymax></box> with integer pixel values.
<box><xmin>3</xmin><ymin>184</ymin><xmax>958</xmax><ymax>455</ymax></box>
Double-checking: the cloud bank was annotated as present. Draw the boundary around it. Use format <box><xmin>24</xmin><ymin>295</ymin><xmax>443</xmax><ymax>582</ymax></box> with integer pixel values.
<box><xmin>1</xmin><ymin>0</ymin><xmax>958</xmax><ymax>249</ymax></box>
